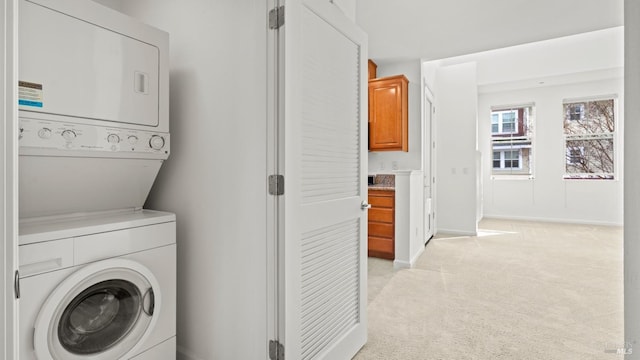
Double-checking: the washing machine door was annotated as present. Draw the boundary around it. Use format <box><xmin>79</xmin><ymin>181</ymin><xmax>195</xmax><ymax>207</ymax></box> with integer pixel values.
<box><xmin>33</xmin><ymin>259</ymin><xmax>161</xmax><ymax>360</ymax></box>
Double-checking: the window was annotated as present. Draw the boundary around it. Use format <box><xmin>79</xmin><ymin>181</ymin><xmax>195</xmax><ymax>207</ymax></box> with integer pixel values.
<box><xmin>491</xmin><ymin>105</ymin><xmax>534</xmax><ymax>177</ymax></box>
<box><xmin>563</xmin><ymin>98</ymin><xmax>615</xmax><ymax>180</ymax></box>
<box><xmin>493</xmin><ymin>150</ymin><xmax>521</xmax><ymax>170</ymax></box>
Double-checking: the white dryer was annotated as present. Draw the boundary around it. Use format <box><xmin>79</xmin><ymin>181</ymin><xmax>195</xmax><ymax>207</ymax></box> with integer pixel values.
<box><xmin>18</xmin><ymin>0</ymin><xmax>170</xmax><ymax>219</ymax></box>
<box><xmin>18</xmin><ymin>210</ymin><xmax>176</xmax><ymax>360</ymax></box>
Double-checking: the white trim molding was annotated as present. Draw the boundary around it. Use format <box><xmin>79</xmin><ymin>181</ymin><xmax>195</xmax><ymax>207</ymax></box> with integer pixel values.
<box><xmin>482</xmin><ymin>215</ymin><xmax>622</xmax><ymax>227</ymax></box>
<box><xmin>2</xmin><ymin>0</ymin><xmax>19</xmax><ymax>358</ymax></box>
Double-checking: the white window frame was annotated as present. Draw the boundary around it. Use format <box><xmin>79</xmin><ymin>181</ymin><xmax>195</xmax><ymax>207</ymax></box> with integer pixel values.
<box><xmin>562</xmin><ymin>96</ymin><xmax>617</xmax><ymax>180</ymax></box>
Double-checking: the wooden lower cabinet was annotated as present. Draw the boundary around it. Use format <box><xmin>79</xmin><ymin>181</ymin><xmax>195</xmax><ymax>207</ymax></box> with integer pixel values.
<box><xmin>368</xmin><ymin>190</ymin><xmax>395</xmax><ymax>259</ymax></box>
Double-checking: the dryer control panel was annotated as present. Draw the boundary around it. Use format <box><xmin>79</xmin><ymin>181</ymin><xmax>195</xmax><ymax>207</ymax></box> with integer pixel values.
<box><xmin>19</xmin><ymin>118</ymin><xmax>170</xmax><ymax>158</ymax></box>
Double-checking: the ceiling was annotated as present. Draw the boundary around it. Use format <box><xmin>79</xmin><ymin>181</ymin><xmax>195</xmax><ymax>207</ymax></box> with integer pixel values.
<box><xmin>355</xmin><ymin>0</ymin><xmax>624</xmax><ymax>63</ymax></box>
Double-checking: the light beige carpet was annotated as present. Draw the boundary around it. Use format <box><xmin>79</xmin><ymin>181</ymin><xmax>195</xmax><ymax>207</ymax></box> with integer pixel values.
<box><xmin>354</xmin><ymin>219</ymin><xmax>623</xmax><ymax>360</ymax></box>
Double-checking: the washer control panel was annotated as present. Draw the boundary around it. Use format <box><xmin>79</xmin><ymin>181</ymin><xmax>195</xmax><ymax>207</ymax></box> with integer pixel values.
<box><xmin>19</xmin><ymin>118</ymin><xmax>170</xmax><ymax>155</ymax></box>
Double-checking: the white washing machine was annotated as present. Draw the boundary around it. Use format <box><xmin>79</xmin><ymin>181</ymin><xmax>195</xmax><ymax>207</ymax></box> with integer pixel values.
<box><xmin>18</xmin><ymin>210</ymin><xmax>176</xmax><ymax>360</ymax></box>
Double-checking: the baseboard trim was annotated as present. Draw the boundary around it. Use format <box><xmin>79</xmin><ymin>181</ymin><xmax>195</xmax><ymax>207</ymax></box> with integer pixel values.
<box><xmin>409</xmin><ymin>245</ymin><xmax>425</xmax><ymax>267</ymax></box>
<box><xmin>482</xmin><ymin>214</ymin><xmax>622</xmax><ymax>227</ymax></box>
<box><xmin>436</xmin><ymin>228</ymin><xmax>478</xmax><ymax>237</ymax></box>
<box><xmin>393</xmin><ymin>245</ymin><xmax>426</xmax><ymax>270</ymax></box>
<box><xmin>393</xmin><ymin>259</ymin><xmax>411</xmax><ymax>270</ymax></box>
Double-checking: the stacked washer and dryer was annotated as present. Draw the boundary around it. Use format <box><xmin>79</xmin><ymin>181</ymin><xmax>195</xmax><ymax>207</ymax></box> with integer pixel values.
<box><xmin>17</xmin><ymin>0</ymin><xmax>176</xmax><ymax>359</ymax></box>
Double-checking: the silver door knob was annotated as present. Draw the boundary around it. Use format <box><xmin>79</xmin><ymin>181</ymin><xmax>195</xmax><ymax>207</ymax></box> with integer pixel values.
<box><xmin>361</xmin><ymin>201</ymin><xmax>371</xmax><ymax>210</ymax></box>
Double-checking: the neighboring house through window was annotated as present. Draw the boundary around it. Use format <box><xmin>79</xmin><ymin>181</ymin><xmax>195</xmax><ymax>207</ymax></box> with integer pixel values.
<box><xmin>568</xmin><ymin>103</ymin><xmax>585</xmax><ymax>121</ymax></box>
<box><xmin>490</xmin><ymin>104</ymin><xmax>534</xmax><ymax>177</ymax></box>
<box><xmin>492</xmin><ymin>110</ymin><xmax>517</xmax><ymax>134</ymax></box>
<box><xmin>563</xmin><ymin>98</ymin><xmax>616</xmax><ymax>179</ymax></box>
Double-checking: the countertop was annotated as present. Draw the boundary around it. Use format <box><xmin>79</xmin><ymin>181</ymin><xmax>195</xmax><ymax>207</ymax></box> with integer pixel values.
<box><xmin>368</xmin><ymin>174</ymin><xmax>395</xmax><ymax>191</ymax></box>
<box><xmin>368</xmin><ymin>184</ymin><xmax>395</xmax><ymax>191</ymax></box>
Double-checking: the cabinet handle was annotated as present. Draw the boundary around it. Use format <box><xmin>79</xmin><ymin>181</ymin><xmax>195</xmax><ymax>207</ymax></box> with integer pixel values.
<box><xmin>361</xmin><ymin>201</ymin><xmax>372</xmax><ymax>210</ymax></box>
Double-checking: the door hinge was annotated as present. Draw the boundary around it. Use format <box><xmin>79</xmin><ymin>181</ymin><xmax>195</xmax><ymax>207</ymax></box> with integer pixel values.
<box><xmin>269</xmin><ymin>340</ymin><xmax>284</xmax><ymax>360</ymax></box>
<box><xmin>269</xmin><ymin>175</ymin><xmax>284</xmax><ymax>195</ymax></box>
<box><xmin>269</xmin><ymin>6</ymin><xmax>285</xmax><ymax>30</ymax></box>
<box><xmin>14</xmin><ymin>270</ymin><xmax>20</xmax><ymax>299</ymax></box>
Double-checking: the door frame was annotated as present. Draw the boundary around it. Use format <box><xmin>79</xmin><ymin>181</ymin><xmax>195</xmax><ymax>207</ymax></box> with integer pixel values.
<box><xmin>2</xmin><ymin>0</ymin><xmax>20</xmax><ymax>358</ymax></box>
<box><xmin>266</xmin><ymin>0</ymin><xmax>280</xmax><ymax>357</ymax></box>
<box><xmin>422</xmin><ymin>78</ymin><xmax>436</xmax><ymax>240</ymax></box>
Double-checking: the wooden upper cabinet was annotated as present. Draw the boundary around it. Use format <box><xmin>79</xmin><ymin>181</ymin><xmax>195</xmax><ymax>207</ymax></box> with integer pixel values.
<box><xmin>368</xmin><ymin>59</ymin><xmax>377</xmax><ymax>80</ymax></box>
<box><xmin>368</xmin><ymin>75</ymin><xmax>408</xmax><ymax>152</ymax></box>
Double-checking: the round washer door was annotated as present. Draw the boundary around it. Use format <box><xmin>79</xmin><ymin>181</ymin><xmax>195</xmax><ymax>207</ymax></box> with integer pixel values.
<box><xmin>34</xmin><ymin>258</ymin><xmax>162</xmax><ymax>360</ymax></box>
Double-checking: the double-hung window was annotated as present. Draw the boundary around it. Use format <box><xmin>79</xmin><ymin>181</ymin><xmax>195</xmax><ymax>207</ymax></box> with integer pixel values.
<box><xmin>563</xmin><ymin>98</ymin><xmax>616</xmax><ymax>179</ymax></box>
<box><xmin>490</xmin><ymin>105</ymin><xmax>534</xmax><ymax>177</ymax></box>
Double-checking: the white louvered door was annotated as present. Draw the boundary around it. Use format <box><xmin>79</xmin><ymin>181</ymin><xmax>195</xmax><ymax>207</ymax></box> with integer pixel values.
<box><xmin>276</xmin><ymin>0</ymin><xmax>368</xmax><ymax>359</ymax></box>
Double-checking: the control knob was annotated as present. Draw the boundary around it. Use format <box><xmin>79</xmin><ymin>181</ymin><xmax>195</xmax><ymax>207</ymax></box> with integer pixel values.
<box><xmin>107</xmin><ymin>134</ymin><xmax>120</xmax><ymax>144</ymax></box>
<box><xmin>149</xmin><ymin>135</ymin><xmax>165</xmax><ymax>150</ymax></box>
<box><xmin>61</xmin><ymin>130</ymin><xmax>76</xmax><ymax>141</ymax></box>
<box><xmin>128</xmin><ymin>135</ymin><xmax>138</xmax><ymax>145</ymax></box>
<box><xmin>38</xmin><ymin>128</ymin><xmax>52</xmax><ymax>139</ymax></box>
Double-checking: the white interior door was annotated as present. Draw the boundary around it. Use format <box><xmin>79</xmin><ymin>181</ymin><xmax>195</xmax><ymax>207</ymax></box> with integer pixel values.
<box><xmin>275</xmin><ymin>0</ymin><xmax>368</xmax><ymax>359</ymax></box>
<box><xmin>423</xmin><ymin>92</ymin><xmax>435</xmax><ymax>242</ymax></box>
<box><xmin>1</xmin><ymin>1</ymin><xmax>19</xmax><ymax>358</ymax></box>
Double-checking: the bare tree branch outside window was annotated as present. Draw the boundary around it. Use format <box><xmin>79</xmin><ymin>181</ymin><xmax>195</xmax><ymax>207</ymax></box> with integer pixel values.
<box><xmin>563</xmin><ymin>99</ymin><xmax>615</xmax><ymax>179</ymax></box>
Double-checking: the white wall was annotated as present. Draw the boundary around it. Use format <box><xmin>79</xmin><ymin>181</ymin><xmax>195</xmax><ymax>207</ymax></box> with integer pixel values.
<box><xmin>393</xmin><ymin>170</ymin><xmax>423</xmax><ymax>269</ymax></box>
<box><xmin>368</xmin><ymin>59</ymin><xmax>422</xmax><ymax>172</ymax></box>
<box><xmin>625</xmin><ymin>0</ymin><xmax>640</xmax><ymax>355</ymax></box>
<box><xmin>116</xmin><ymin>1</ymin><xmax>268</xmax><ymax>359</ymax></box>
<box><xmin>434</xmin><ymin>62</ymin><xmax>478</xmax><ymax>235</ymax></box>
<box><xmin>480</xmin><ymin>78</ymin><xmax>623</xmax><ymax>225</ymax></box>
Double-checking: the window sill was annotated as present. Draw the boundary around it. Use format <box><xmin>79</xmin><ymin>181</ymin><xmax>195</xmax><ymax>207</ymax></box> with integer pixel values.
<box><xmin>491</xmin><ymin>175</ymin><xmax>534</xmax><ymax>181</ymax></box>
<box><xmin>562</xmin><ymin>176</ymin><xmax>617</xmax><ymax>181</ymax></box>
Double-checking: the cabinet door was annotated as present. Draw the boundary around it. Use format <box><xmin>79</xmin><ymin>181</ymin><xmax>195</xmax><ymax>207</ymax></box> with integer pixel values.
<box><xmin>367</xmin><ymin>59</ymin><xmax>377</xmax><ymax>80</ymax></box>
<box><xmin>368</xmin><ymin>75</ymin><xmax>408</xmax><ymax>151</ymax></box>
<box><xmin>367</xmin><ymin>191</ymin><xmax>395</xmax><ymax>259</ymax></box>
